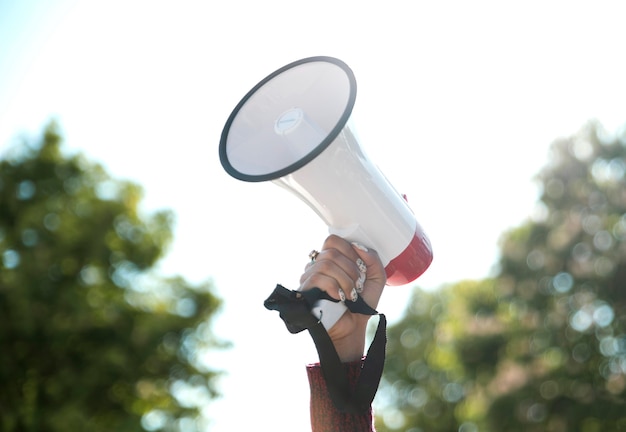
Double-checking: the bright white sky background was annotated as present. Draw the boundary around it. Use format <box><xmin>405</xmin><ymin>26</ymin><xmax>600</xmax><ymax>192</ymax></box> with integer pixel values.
<box><xmin>1</xmin><ymin>1</ymin><xmax>625</xmax><ymax>430</ymax></box>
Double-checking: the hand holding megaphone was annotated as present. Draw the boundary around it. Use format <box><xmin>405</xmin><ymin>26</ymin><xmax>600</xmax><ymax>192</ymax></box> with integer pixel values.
<box><xmin>220</xmin><ymin>56</ymin><xmax>433</xmax><ymax>330</ymax></box>
<box><xmin>299</xmin><ymin>235</ymin><xmax>386</xmax><ymax>361</ymax></box>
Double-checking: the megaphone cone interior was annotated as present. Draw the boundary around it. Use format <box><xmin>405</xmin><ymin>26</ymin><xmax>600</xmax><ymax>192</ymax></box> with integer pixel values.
<box><xmin>220</xmin><ymin>56</ymin><xmax>433</xmax><ymax>287</ymax></box>
<box><xmin>220</xmin><ymin>57</ymin><xmax>356</xmax><ymax>182</ymax></box>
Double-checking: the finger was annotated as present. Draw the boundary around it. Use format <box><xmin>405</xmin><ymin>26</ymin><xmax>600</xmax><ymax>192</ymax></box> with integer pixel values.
<box><xmin>322</xmin><ymin>247</ymin><xmax>362</xmax><ymax>281</ymax></box>
<box><xmin>300</xmin><ymin>253</ymin><xmax>357</xmax><ymax>289</ymax></box>
<box><xmin>322</xmin><ymin>235</ymin><xmax>360</xmax><ymax>263</ymax></box>
<box><xmin>302</xmin><ymin>238</ymin><xmax>361</xmax><ymax>283</ymax></box>
<box><xmin>304</xmin><ymin>249</ymin><xmax>351</xmax><ymax>272</ymax></box>
<box><xmin>300</xmin><ymin>270</ymin><xmax>351</xmax><ymax>302</ymax></box>
<box><xmin>351</xmin><ymin>241</ymin><xmax>386</xmax><ymax>285</ymax></box>
<box><xmin>299</xmin><ymin>250</ymin><xmax>360</xmax><ymax>301</ymax></box>
<box><xmin>349</xmin><ymin>242</ymin><xmax>386</xmax><ymax>309</ymax></box>
<box><xmin>299</xmin><ymin>235</ymin><xmax>385</xmax><ymax>305</ymax></box>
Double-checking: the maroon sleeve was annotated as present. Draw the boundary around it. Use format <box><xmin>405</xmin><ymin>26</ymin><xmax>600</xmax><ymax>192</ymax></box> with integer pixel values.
<box><xmin>306</xmin><ymin>359</ymin><xmax>376</xmax><ymax>432</ymax></box>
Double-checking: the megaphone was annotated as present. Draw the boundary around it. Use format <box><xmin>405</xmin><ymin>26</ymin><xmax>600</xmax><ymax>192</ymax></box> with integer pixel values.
<box><xmin>219</xmin><ymin>56</ymin><xmax>433</xmax><ymax>328</ymax></box>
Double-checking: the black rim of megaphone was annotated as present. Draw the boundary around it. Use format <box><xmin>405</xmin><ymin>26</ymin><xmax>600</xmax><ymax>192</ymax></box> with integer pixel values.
<box><xmin>219</xmin><ymin>56</ymin><xmax>357</xmax><ymax>182</ymax></box>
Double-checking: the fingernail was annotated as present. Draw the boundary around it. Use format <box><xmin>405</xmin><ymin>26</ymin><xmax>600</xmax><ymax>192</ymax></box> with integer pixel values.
<box><xmin>351</xmin><ymin>242</ymin><xmax>368</xmax><ymax>252</ymax></box>
<box><xmin>356</xmin><ymin>272</ymin><xmax>366</xmax><ymax>292</ymax></box>
<box><xmin>356</xmin><ymin>258</ymin><xmax>367</xmax><ymax>273</ymax></box>
<box><xmin>338</xmin><ymin>289</ymin><xmax>346</xmax><ymax>303</ymax></box>
<box><xmin>356</xmin><ymin>278</ymin><xmax>364</xmax><ymax>293</ymax></box>
<box><xmin>350</xmin><ymin>287</ymin><xmax>358</xmax><ymax>302</ymax></box>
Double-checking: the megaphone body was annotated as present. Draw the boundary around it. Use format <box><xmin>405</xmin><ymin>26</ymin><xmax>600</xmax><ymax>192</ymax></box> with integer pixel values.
<box><xmin>220</xmin><ymin>56</ymin><xmax>433</xmax><ymax>329</ymax></box>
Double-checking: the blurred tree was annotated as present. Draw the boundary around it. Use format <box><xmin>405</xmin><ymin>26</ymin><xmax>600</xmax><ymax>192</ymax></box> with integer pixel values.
<box><xmin>377</xmin><ymin>120</ymin><xmax>626</xmax><ymax>432</ymax></box>
<box><xmin>375</xmin><ymin>286</ymin><xmax>461</xmax><ymax>431</ymax></box>
<box><xmin>0</xmin><ymin>122</ymin><xmax>225</xmax><ymax>432</ymax></box>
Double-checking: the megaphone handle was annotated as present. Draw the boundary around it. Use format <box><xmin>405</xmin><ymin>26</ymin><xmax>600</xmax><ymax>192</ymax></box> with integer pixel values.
<box><xmin>311</xmin><ymin>299</ymin><xmax>348</xmax><ymax>330</ymax></box>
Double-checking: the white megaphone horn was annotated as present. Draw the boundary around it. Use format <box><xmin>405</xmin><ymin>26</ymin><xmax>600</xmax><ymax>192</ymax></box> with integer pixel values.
<box><xmin>219</xmin><ymin>56</ymin><xmax>433</xmax><ymax>329</ymax></box>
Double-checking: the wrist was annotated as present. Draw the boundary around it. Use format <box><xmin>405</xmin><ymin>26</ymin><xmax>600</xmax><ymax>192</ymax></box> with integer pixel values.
<box><xmin>329</xmin><ymin>328</ymin><xmax>366</xmax><ymax>362</ymax></box>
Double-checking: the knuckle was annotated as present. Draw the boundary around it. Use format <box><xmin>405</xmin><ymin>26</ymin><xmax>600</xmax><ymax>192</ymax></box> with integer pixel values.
<box><xmin>315</xmin><ymin>259</ymin><xmax>335</xmax><ymax>274</ymax></box>
<box><xmin>322</xmin><ymin>247</ymin><xmax>342</xmax><ymax>261</ymax></box>
<box><xmin>323</xmin><ymin>234</ymin><xmax>346</xmax><ymax>250</ymax></box>
<box><xmin>307</xmin><ymin>273</ymin><xmax>328</xmax><ymax>290</ymax></box>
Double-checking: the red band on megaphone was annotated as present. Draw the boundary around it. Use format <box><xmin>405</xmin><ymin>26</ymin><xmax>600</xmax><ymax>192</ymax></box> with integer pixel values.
<box><xmin>384</xmin><ymin>231</ymin><xmax>433</xmax><ymax>286</ymax></box>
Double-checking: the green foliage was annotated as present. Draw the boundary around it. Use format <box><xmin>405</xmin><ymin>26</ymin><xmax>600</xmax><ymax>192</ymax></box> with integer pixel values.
<box><xmin>0</xmin><ymin>122</ymin><xmax>225</xmax><ymax>431</ymax></box>
<box><xmin>377</xmin><ymin>120</ymin><xmax>626</xmax><ymax>432</ymax></box>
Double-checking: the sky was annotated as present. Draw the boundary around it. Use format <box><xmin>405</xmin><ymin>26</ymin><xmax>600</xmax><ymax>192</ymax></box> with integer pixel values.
<box><xmin>1</xmin><ymin>1</ymin><xmax>625</xmax><ymax>430</ymax></box>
